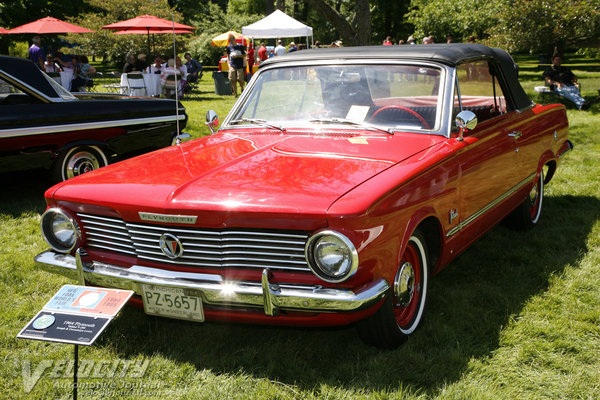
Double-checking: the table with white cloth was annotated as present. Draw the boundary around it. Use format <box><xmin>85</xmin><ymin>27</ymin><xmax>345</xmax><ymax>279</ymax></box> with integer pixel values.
<box><xmin>119</xmin><ymin>73</ymin><xmax>162</xmax><ymax>97</ymax></box>
<box><xmin>60</xmin><ymin>70</ymin><xmax>73</xmax><ymax>91</ymax></box>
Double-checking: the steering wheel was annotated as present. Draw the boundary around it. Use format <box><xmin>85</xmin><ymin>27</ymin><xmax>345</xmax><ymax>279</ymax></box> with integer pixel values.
<box><xmin>370</xmin><ymin>106</ymin><xmax>431</xmax><ymax>130</ymax></box>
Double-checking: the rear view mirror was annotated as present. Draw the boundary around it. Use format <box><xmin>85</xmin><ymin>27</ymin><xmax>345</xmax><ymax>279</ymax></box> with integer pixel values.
<box><xmin>205</xmin><ymin>110</ymin><xmax>219</xmax><ymax>134</ymax></box>
<box><xmin>455</xmin><ymin>110</ymin><xmax>477</xmax><ymax>141</ymax></box>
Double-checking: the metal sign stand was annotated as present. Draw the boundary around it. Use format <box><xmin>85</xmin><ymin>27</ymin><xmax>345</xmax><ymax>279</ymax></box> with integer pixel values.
<box><xmin>73</xmin><ymin>344</ymin><xmax>79</xmax><ymax>400</ymax></box>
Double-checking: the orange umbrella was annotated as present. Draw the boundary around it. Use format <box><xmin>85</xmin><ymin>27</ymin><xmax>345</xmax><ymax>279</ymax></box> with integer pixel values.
<box><xmin>7</xmin><ymin>17</ymin><xmax>93</xmax><ymax>34</ymax></box>
<box><xmin>212</xmin><ymin>31</ymin><xmax>249</xmax><ymax>46</ymax></box>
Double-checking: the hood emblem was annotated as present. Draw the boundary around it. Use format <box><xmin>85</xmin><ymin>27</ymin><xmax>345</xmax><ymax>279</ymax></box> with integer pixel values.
<box><xmin>159</xmin><ymin>233</ymin><xmax>184</xmax><ymax>259</ymax></box>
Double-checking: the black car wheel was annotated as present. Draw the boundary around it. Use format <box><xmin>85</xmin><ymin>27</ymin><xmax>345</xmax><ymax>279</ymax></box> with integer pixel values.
<box><xmin>357</xmin><ymin>230</ymin><xmax>429</xmax><ymax>349</ymax></box>
<box><xmin>506</xmin><ymin>172</ymin><xmax>544</xmax><ymax>230</ymax></box>
<box><xmin>53</xmin><ymin>146</ymin><xmax>108</xmax><ymax>182</ymax></box>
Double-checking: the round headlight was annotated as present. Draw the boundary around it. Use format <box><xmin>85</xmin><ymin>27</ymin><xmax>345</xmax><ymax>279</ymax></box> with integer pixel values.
<box><xmin>305</xmin><ymin>231</ymin><xmax>359</xmax><ymax>283</ymax></box>
<box><xmin>40</xmin><ymin>208</ymin><xmax>79</xmax><ymax>253</ymax></box>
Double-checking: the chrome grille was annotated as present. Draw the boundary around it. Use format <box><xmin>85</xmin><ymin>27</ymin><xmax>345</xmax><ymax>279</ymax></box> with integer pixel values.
<box><xmin>77</xmin><ymin>213</ymin><xmax>311</xmax><ymax>272</ymax></box>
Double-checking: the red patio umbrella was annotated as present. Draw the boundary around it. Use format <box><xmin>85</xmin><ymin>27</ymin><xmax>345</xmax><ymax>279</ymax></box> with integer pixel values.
<box><xmin>103</xmin><ymin>15</ymin><xmax>195</xmax><ymax>55</ymax></box>
<box><xmin>0</xmin><ymin>27</ymin><xmax>10</xmax><ymax>34</ymax></box>
<box><xmin>102</xmin><ymin>15</ymin><xmax>194</xmax><ymax>32</ymax></box>
<box><xmin>112</xmin><ymin>28</ymin><xmax>193</xmax><ymax>35</ymax></box>
<box><xmin>113</xmin><ymin>28</ymin><xmax>194</xmax><ymax>55</ymax></box>
<box><xmin>7</xmin><ymin>16</ymin><xmax>93</xmax><ymax>34</ymax></box>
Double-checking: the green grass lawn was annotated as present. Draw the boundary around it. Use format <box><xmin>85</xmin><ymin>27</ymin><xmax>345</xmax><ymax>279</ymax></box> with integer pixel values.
<box><xmin>1</xmin><ymin>59</ymin><xmax>600</xmax><ymax>399</ymax></box>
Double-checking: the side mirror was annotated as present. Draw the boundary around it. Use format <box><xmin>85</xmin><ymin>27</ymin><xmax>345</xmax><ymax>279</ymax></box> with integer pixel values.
<box><xmin>455</xmin><ymin>110</ymin><xmax>477</xmax><ymax>141</ymax></box>
<box><xmin>205</xmin><ymin>110</ymin><xmax>219</xmax><ymax>134</ymax></box>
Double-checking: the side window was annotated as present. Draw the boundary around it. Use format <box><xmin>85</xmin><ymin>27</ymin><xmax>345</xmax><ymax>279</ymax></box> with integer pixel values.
<box><xmin>454</xmin><ymin>61</ymin><xmax>507</xmax><ymax>124</ymax></box>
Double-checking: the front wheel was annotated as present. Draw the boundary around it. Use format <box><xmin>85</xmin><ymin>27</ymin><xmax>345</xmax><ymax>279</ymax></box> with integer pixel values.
<box><xmin>506</xmin><ymin>171</ymin><xmax>544</xmax><ymax>230</ymax></box>
<box><xmin>357</xmin><ymin>230</ymin><xmax>429</xmax><ymax>349</ymax></box>
<box><xmin>52</xmin><ymin>146</ymin><xmax>108</xmax><ymax>182</ymax></box>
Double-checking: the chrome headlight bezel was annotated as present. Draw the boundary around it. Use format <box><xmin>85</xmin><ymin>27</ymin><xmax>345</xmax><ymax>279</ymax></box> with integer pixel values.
<box><xmin>40</xmin><ymin>208</ymin><xmax>80</xmax><ymax>253</ymax></box>
<box><xmin>305</xmin><ymin>230</ymin><xmax>359</xmax><ymax>283</ymax></box>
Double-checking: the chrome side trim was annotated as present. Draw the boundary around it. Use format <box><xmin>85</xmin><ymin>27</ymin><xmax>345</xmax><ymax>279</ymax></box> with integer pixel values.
<box><xmin>447</xmin><ymin>172</ymin><xmax>536</xmax><ymax>237</ymax></box>
<box><xmin>35</xmin><ymin>250</ymin><xmax>390</xmax><ymax>314</ymax></box>
<box><xmin>0</xmin><ymin>115</ymin><xmax>186</xmax><ymax>139</ymax></box>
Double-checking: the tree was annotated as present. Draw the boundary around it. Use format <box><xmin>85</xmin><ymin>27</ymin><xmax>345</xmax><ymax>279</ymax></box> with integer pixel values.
<box><xmin>74</xmin><ymin>0</ymin><xmax>187</xmax><ymax>64</ymax></box>
<box><xmin>370</xmin><ymin>0</ymin><xmax>413</xmax><ymax>44</ymax></box>
<box><xmin>186</xmin><ymin>2</ymin><xmax>261</xmax><ymax>65</ymax></box>
<box><xmin>487</xmin><ymin>0</ymin><xmax>600</xmax><ymax>54</ymax></box>
<box><xmin>0</xmin><ymin>0</ymin><xmax>91</xmax><ymax>54</ymax></box>
<box><xmin>303</xmin><ymin>0</ymin><xmax>370</xmax><ymax>45</ymax></box>
<box><xmin>406</xmin><ymin>0</ymin><xmax>500</xmax><ymax>43</ymax></box>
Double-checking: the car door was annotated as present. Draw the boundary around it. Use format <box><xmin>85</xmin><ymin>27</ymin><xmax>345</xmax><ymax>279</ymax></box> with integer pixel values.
<box><xmin>449</xmin><ymin>61</ymin><xmax>528</xmax><ymax>249</ymax></box>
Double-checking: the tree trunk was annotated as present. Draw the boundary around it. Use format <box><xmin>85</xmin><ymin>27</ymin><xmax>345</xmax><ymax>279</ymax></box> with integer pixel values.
<box><xmin>354</xmin><ymin>0</ymin><xmax>371</xmax><ymax>45</ymax></box>
<box><xmin>265</xmin><ymin>0</ymin><xmax>274</xmax><ymax>14</ymax></box>
<box><xmin>304</xmin><ymin>0</ymin><xmax>362</xmax><ymax>46</ymax></box>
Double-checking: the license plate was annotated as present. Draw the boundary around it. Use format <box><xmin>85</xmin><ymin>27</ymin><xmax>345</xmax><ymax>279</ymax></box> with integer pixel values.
<box><xmin>141</xmin><ymin>284</ymin><xmax>204</xmax><ymax>322</ymax></box>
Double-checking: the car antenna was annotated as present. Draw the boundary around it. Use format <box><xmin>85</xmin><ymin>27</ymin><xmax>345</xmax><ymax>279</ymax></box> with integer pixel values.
<box><xmin>171</xmin><ymin>13</ymin><xmax>182</xmax><ymax>145</ymax></box>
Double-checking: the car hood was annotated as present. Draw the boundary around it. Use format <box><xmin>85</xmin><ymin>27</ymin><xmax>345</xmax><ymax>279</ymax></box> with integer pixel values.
<box><xmin>50</xmin><ymin>130</ymin><xmax>443</xmax><ymax>218</ymax></box>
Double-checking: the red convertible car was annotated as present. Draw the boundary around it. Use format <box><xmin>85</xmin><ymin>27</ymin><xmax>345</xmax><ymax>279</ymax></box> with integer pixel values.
<box><xmin>35</xmin><ymin>44</ymin><xmax>571</xmax><ymax>348</ymax></box>
<box><xmin>0</xmin><ymin>55</ymin><xmax>186</xmax><ymax>181</ymax></box>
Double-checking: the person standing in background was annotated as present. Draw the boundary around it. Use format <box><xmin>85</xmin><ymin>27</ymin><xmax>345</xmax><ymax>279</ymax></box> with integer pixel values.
<box><xmin>246</xmin><ymin>43</ymin><xmax>255</xmax><ymax>76</ymax></box>
<box><xmin>226</xmin><ymin>33</ymin><xmax>246</xmax><ymax>97</ymax></box>
<box><xmin>274</xmin><ymin>40</ymin><xmax>286</xmax><ymax>56</ymax></box>
<box><xmin>257</xmin><ymin>42</ymin><xmax>268</xmax><ymax>64</ymax></box>
<box><xmin>29</xmin><ymin>36</ymin><xmax>44</xmax><ymax>69</ymax></box>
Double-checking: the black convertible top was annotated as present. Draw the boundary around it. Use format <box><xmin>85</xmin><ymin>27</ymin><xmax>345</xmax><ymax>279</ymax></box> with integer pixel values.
<box><xmin>263</xmin><ymin>43</ymin><xmax>532</xmax><ymax>110</ymax></box>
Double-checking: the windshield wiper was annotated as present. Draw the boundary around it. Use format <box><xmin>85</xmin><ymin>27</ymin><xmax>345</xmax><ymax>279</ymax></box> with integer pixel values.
<box><xmin>309</xmin><ymin>118</ymin><xmax>393</xmax><ymax>135</ymax></box>
<box><xmin>229</xmin><ymin>118</ymin><xmax>286</xmax><ymax>132</ymax></box>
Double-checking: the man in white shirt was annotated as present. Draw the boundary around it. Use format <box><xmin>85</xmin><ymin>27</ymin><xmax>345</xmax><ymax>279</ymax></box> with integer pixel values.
<box><xmin>274</xmin><ymin>40</ymin><xmax>286</xmax><ymax>56</ymax></box>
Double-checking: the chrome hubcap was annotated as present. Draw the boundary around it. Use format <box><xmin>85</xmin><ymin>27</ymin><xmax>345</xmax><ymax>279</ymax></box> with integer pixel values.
<box><xmin>394</xmin><ymin>262</ymin><xmax>415</xmax><ymax>307</ymax></box>
<box><xmin>66</xmin><ymin>151</ymin><xmax>100</xmax><ymax>179</ymax></box>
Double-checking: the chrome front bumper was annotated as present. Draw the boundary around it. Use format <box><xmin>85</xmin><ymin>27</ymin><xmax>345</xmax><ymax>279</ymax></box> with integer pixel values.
<box><xmin>35</xmin><ymin>249</ymin><xmax>390</xmax><ymax>316</ymax></box>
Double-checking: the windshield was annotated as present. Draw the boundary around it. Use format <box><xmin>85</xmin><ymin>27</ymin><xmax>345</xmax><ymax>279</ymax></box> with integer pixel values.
<box><xmin>42</xmin><ymin>72</ymin><xmax>77</xmax><ymax>101</ymax></box>
<box><xmin>229</xmin><ymin>64</ymin><xmax>443</xmax><ymax>132</ymax></box>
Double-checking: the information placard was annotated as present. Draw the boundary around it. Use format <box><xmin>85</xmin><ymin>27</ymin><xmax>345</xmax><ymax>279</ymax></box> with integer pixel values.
<box><xmin>17</xmin><ymin>311</ymin><xmax>111</xmax><ymax>345</ymax></box>
<box><xmin>17</xmin><ymin>285</ymin><xmax>134</xmax><ymax>346</ymax></box>
<box><xmin>43</xmin><ymin>285</ymin><xmax>134</xmax><ymax>317</ymax></box>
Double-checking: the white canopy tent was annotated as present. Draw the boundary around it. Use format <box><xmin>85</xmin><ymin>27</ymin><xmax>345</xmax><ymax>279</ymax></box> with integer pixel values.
<box><xmin>242</xmin><ymin>9</ymin><xmax>313</xmax><ymax>45</ymax></box>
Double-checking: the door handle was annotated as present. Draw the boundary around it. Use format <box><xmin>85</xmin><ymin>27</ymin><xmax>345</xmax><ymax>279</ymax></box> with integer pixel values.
<box><xmin>508</xmin><ymin>131</ymin><xmax>522</xmax><ymax>139</ymax></box>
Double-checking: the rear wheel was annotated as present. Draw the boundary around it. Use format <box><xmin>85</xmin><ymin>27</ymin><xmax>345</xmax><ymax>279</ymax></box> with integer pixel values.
<box><xmin>52</xmin><ymin>146</ymin><xmax>108</xmax><ymax>182</ymax></box>
<box><xmin>357</xmin><ymin>230</ymin><xmax>429</xmax><ymax>348</ymax></box>
<box><xmin>506</xmin><ymin>171</ymin><xmax>544</xmax><ymax>230</ymax></box>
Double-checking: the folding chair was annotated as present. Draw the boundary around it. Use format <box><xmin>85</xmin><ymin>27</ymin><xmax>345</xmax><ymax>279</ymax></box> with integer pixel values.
<box><xmin>126</xmin><ymin>72</ymin><xmax>147</xmax><ymax>96</ymax></box>
<box><xmin>103</xmin><ymin>72</ymin><xmax>124</xmax><ymax>93</ymax></box>
<box><xmin>184</xmin><ymin>79</ymin><xmax>202</xmax><ymax>100</ymax></box>
<box><xmin>84</xmin><ymin>72</ymin><xmax>101</xmax><ymax>92</ymax></box>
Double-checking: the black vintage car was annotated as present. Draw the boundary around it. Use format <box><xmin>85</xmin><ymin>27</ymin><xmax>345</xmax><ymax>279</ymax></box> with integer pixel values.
<box><xmin>0</xmin><ymin>55</ymin><xmax>187</xmax><ymax>181</ymax></box>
